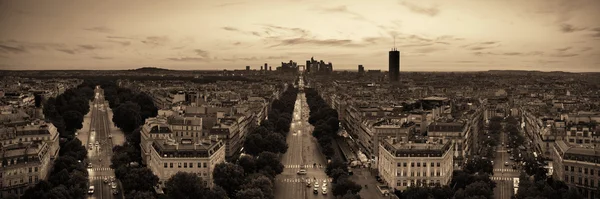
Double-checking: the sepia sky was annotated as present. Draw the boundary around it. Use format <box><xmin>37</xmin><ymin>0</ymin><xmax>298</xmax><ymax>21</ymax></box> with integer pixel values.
<box><xmin>1</xmin><ymin>0</ymin><xmax>599</xmax><ymax>72</ymax></box>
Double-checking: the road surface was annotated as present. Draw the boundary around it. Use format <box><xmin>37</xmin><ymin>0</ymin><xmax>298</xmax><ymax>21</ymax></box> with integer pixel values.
<box><xmin>492</xmin><ymin>131</ymin><xmax>519</xmax><ymax>199</ymax></box>
<box><xmin>274</xmin><ymin>76</ymin><xmax>334</xmax><ymax>199</ymax></box>
<box><xmin>86</xmin><ymin>86</ymin><xmax>123</xmax><ymax>199</ymax></box>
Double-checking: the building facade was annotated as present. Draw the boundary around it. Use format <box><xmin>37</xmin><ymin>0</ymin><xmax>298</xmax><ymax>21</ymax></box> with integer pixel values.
<box><xmin>388</xmin><ymin>49</ymin><xmax>400</xmax><ymax>82</ymax></box>
<box><xmin>0</xmin><ymin>121</ymin><xmax>60</xmax><ymax>198</ymax></box>
<box><xmin>378</xmin><ymin>137</ymin><xmax>454</xmax><ymax>191</ymax></box>
<box><xmin>140</xmin><ymin>117</ymin><xmax>226</xmax><ymax>187</ymax></box>
<box><xmin>552</xmin><ymin>140</ymin><xmax>600</xmax><ymax>199</ymax></box>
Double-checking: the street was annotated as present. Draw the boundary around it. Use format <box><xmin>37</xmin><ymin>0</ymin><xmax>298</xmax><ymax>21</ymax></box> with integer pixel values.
<box><xmin>492</xmin><ymin>131</ymin><xmax>518</xmax><ymax>199</ymax></box>
<box><xmin>274</xmin><ymin>76</ymin><xmax>334</xmax><ymax>199</ymax></box>
<box><xmin>86</xmin><ymin>87</ymin><xmax>123</xmax><ymax>199</ymax></box>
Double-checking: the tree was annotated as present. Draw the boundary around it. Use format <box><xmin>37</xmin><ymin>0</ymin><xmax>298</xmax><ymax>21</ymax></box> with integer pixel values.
<box><xmin>112</xmin><ymin>101</ymin><xmax>143</xmax><ymax>133</ymax></box>
<box><xmin>255</xmin><ymin>151</ymin><xmax>284</xmax><ymax>177</ymax></box>
<box><xmin>52</xmin><ymin>155</ymin><xmax>85</xmax><ymax>175</ymax></box>
<box><xmin>341</xmin><ymin>191</ymin><xmax>361</xmax><ymax>199</ymax></box>
<box><xmin>213</xmin><ymin>162</ymin><xmax>246</xmax><ymax>197</ymax></box>
<box><xmin>238</xmin><ymin>155</ymin><xmax>257</xmax><ymax>174</ymax></box>
<box><xmin>60</xmin><ymin>138</ymin><xmax>87</xmax><ymax>160</ymax></box>
<box><xmin>464</xmin><ymin>181</ymin><xmax>493</xmax><ymax>199</ymax></box>
<box><xmin>242</xmin><ymin>174</ymin><xmax>274</xmax><ymax>199</ymax></box>
<box><xmin>235</xmin><ymin>188</ymin><xmax>264</xmax><ymax>199</ymax></box>
<box><xmin>464</xmin><ymin>157</ymin><xmax>493</xmax><ymax>175</ymax></box>
<box><xmin>402</xmin><ymin>186</ymin><xmax>434</xmax><ymax>199</ymax></box>
<box><xmin>331</xmin><ymin>168</ymin><xmax>348</xmax><ymax>183</ymax></box>
<box><xmin>62</xmin><ymin>110</ymin><xmax>84</xmax><ymax>132</ymax></box>
<box><xmin>332</xmin><ymin>176</ymin><xmax>362</xmax><ymax>197</ymax></box>
<box><xmin>127</xmin><ymin>190</ymin><xmax>156</xmax><ymax>199</ymax></box>
<box><xmin>243</xmin><ymin>133</ymin><xmax>264</xmax><ymax>156</ymax></box>
<box><xmin>264</xmin><ymin>133</ymin><xmax>288</xmax><ymax>154</ymax></box>
<box><xmin>165</xmin><ymin>172</ymin><xmax>208</xmax><ymax>199</ymax></box>
<box><xmin>121</xmin><ymin>167</ymin><xmax>159</xmax><ymax>193</ymax></box>
<box><xmin>48</xmin><ymin>185</ymin><xmax>71</xmax><ymax>199</ymax></box>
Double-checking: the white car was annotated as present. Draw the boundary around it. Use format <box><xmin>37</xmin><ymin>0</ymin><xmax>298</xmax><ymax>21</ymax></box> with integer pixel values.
<box><xmin>322</xmin><ymin>188</ymin><xmax>327</xmax><ymax>195</ymax></box>
<box><xmin>88</xmin><ymin>186</ymin><xmax>95</xmax><ymax>194</ymax></box>
<box><xmin>111</xmin><ymin>182</ymin><xmax>117</xmax><ymax>189</ymax></box>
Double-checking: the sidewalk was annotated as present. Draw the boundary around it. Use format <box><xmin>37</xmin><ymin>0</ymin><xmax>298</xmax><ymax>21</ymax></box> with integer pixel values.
<box><xmin>105</xmin><ymin>104</ymin><xmax>126</xmax><ymax>146</ymax></box>
<box><xmin>75</xmin><ymin>101</ymin><xmax>94</xmax><ymax>145</ymax></box>
<box><xmin>348</xmin><ymin>168</ymin><xmax>390</xmax><ymax>199</ymax></box>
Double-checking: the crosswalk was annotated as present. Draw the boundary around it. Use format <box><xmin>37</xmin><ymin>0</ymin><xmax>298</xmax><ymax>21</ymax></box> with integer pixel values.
<box><xmin>284</xmin><ymin>164</ymin><xmax>324</xmax><ymax>169</ymax></box>
<box><xmin>281</xmin><ymin>178</ymin><xmax>333</xmax><ymax>183</ymax></box>
<box><xmin>89</xmin><ymin>167</ymin><xmax>112</xmax><ymax>171</ymax></box>
<box><xmin>494</xmin><ymin>168</ymin><xmax>518</xmax><ymax>173</ymax></box>
<box><xmin>89</xmin><ymin>176</ymin><xmax>113</xmax><ymax>180</ymax></box>
<box><xmin>491</xmin><ymin>176</ymin><xmax>516</xmax><ymax>181</ymax></box>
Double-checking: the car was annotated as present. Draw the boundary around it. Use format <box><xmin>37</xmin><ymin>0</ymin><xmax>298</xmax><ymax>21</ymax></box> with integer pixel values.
<box><xmin>88</xmin><ymin>186</ymin><xmax>95</xmax><ymax>194</ymax></box>
<box><xmin>322</xmin><ymin>189</ymin><xmax>328</xmax><ymax>195</ymax></box>
<box><xmin>509</xmin><ymin>156</ymin><xmax>514</xmax><ymax>160</ymax></box>
<box><xmin>95</xmin><ymin>141</ymin><xmax>99</xmax><ymax>147</ymax></box>
<box><xmin>112</xmin><ymin>189</ymin><xmax>119</xmax><ymax>195</ymax></box>
<box><xmin>110</xmin><ymin>177</ymin><xmax>115</xmax><ymax>182</ymax></box>
<box><xmin>108</xmin><ymin>134</ymin><xmax>112</xmax><ymax>139</ymax></box>
<box><xmin>103</xmin><ymin>178</ymin><xmax>109</xmax><ymax>184</ymax></box>
<box><xmin>504</xmin><ymin>162</ymin><xmax>509</xmax><ymax>166</ymax></box>
<box><xmin>314</xmin><ymin>183</ymin><xmax>319</xmax><ymax>188</ymax></box>
<box><xmin>313</xmin><ymin>188</ymin><xmax>318</xmax><ymax>194</ymax></box>
<box><xmin>87</xmin><ymin>163</ymin><xmax>92</xmax><ymax>168</ymax></box>
<box><xmin>306</xmin><ymin>182</ymin><xmax>311</xmax><ymax>187</ymax></box>
<box><xmin>297</xmin><ymin>170</ymin><xmax>307</xmax><ymax>175</ymax></box>
<box><xmin>111</xmin><ymin>182</ymin><xmax>117</xmax><ymax>189</ymax></box>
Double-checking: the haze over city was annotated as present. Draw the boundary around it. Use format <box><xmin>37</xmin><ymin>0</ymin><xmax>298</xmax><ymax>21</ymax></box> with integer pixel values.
<box><xmin>1</xmin><ymin>0</ymin><xmax>599</xmax><ymax>72</ymax></box>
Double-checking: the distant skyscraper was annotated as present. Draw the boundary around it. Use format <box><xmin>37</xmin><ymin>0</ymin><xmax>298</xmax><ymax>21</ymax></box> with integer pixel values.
<box><xmin>246</xmin><ymin>66</ymin><xmax>250</xmax><ymax>71</ymax></box>
<box><xmin>389</xmin><ymin>48</ymin><xmax>400</xmax><ymax>82</ymax></box>
<box><xmin>264</xmin><ymin>63</ymin><xmax>267</xmax><ymax>70</ymax></box>
<box><xmin>260</xmin><ymin>66</ymin><xmax>263</xmax><ymax>71</ymax></box>
<box><xmin>269</xmin><ymin>66</ymin><xmax>272</xmax><ymax>71</ymax></box>
<box><xmin>358</xmin><ymin>65</ymin><xmax>364</xmax><ymax>73</ymax></box>
<box><xmin>306</xmin><ymin>60</ymin><xmax>311</xmax><ymax>73</ymax></box>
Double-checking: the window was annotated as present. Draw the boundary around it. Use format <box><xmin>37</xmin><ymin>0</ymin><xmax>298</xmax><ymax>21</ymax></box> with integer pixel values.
<box><xmin>198</xmin><ymin>163</ymin><xmax>202</xmax><ymax>168</ymax></box>
<box><xmin>431</xmin><ymin>172</ymin><xmax>434</xmax><ymax>176</ymax></box>
<box><xmin>417</xmin><ymin>163</ymin><xmax>421</xmax><ymax>167</ymax></box>
<box><xmin>437</xmin><ymin>162</ymin><xmax>440</xmax><ymax>167</ymax></box>
<box><xmin>35</xmin><ymin>176</ymin><xmax>38</xmax><ymax>183</ymax></box>
<box><xmin>397</xmin><ymin>163</ymin><xmax>402</xmax><ymax>167</ymax></box>
<box><xmin>437</xmin><ymin>171</ymin><xmax>440</xmax><ymax>176</ymax></box>
<box><xmin>178</xmin><ymin>163</ymin><xmax>182</xmax><ymax>168</ymax></box>
<box><xmin>579</xmin><ymin>167</ymin><xmax>582</xmax><ymax>173</ymax></box>
<box><xmin>578</xmin><ymin>177</ymin><xmax>582</xmax><ymax>185</ymax></box>
<box><xmin>570</xmin><ymin>176</ymin><xmax>574</xmax><ymax>183</ymax></box>
<box><xmin>164</xmin><ymin>163</ymin><xmax>168</xmax><ymax>168</ymax></box>
<box><xmin>411</xmin><ymin>162</ymin><xmax>414</xmax><ymax>167</ymax></box>
<box><xmin>397</xmin><ymin>182</ymin><xmax>401</xmax><ymax>186</ymax></box>
<box><xmin>184</xmin><ymin>163</ymin><xmax>188</xmax><ymax>168</ymax></box>
<box><xmin>571</xmin><ymin>166</ymin><xmax>574</xmax><ymax>172</ymax></box>
<box><xmin>203</xmin><ymin>163</ymin><xmax>207</xmax><ymax>168</ymax></box>
<box><xmin>190</xmin><ymin>162</ymin><xmax>193</xmax><ymax>168</ymax></box>
<box><xmin>431</xmin><ymin>162</ymin><xmax>434</xmax><ymax>167</ymax></box>
<box><xmin>29</xmin><ymin>167</ymin><xmax>32</xmax><ymax>173</ymax></box>
<box><xmin>585</xmin><ymin>168</ymin><xmax>588</xmax><ymax>174</ymax></box>
<box><xmin>565</xmin><ymin>166</ymin><xmax>569</xmax><ymax>171</ymax></box>
<box><xmin>591</xmin><ymin>169</ymin><xmax>595</xmax><ymax>176</ymax></box>
<box><xmin>28</xmin><ymin>176</ymin><xmax>32</xmax><ymax>183</ymax></box>
<box><xmin>411</xmin><ymin>172</ymin><xmax>414</xmax><ymax>176</ymax></box>
<box><xmin>584</xmin><ymin>178</ymin><xmax>588</xmax><ymax>186</ymax></box>
<box><xmin>170</xmin><ymin>163</ymin><xmax>173</xmax><ymax>168</ymax></box>
<box><xmin>403</xmin><ymin>162</ymin><xmax>407</xmax><ymax>167</ymax></box>
<box><xmin>417</xmin><ymin>172</ymin><xmax>420</xmax><ymax>177</ymax></box>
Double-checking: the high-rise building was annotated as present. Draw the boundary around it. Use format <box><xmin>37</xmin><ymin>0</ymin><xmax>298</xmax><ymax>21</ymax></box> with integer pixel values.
<box><xmin>246</xmin><ymin>66</ymin><xmax>250</xmax><ymax>71</ymax></box>
<box><xmin>358</xmin><ymin>65</ymin><xmax>364</xmax><ymax>73</ymax></box>
<box><xmin>269</xmin><ymin>66</ymin><xmax>272</xmax><ymax>71</ymax></box>
<box><xmin>306</xmin><ymin>60</ymin><xmax>311</xmax><ymax>73</ymax></box>
<box><xmin>264</xmin><ymin>63</ymin><xmax>267</xmax><ymax>70</ymax></box>
<box><xmin>260</xmin><ymin>66</ymin><xmax>263</xmax><ymax>71</ymax></box>
<box><xmin>389</xmin><ymin>48</ymin><xmax>400</xmax><ymax>82</ymax></box>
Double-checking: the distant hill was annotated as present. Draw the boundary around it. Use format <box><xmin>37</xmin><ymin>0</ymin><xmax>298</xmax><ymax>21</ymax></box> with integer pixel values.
<box><xmin>128</xmin><ymin>67</ymin><xmax>172</xmax><ymax>72</ymax></box>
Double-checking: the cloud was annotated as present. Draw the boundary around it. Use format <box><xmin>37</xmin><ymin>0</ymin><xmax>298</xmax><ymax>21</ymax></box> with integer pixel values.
<box><xmin>399</xmin><ymin>1</ymin><xmax>440</xmax><ymax>17</ymax></box>
<box><xmin>270</xmin><ymin>38</ymin><xmax>361</xmax><ymax>48</ymax></box>
<box><xmin>233</xmin><ymin>42</ymin><xmax>242</xmax><ymax>45</ymax></box>
<box><xmin>194</xmin><ymin>49</ymin><xmax>210</xmax><ymax>58</ymax></box>
<box><xmin>560</xmin><ymin>23</ymin><xmax>586</xmax><ymax>33</ymax></box>
<box><xmin>215</xmin><ymin>1</ymin><xmax>246</xmax><ymax>7</ymax></box>
<box><xmin>0</xmin><ymin>44</ymin><xmax>27</xmax><ymax>54</ymax></box>
<box><xmin>141</xmin><ymin>36</ymin><xmax>169</xmax><ymax>46</ymax></box>
<box><xmin>266</xmin><ymin>55</ymin><xmax>288</xmax><ymax>59</ymax></box>
<box><xmin>106</xmin><ymin>40</ymin><xmax>131</xmax><ymax>46</ymax></box>
<box><xmin>556</xmin><ymin>47</ymin><xmax>571</xmax><ymax>52</ymax></box>
<box><xmin>462</xmin><ymin>41</ymin><xmax>500</xmax><ymax>51</ymax></box>
<box><xmin>78</xmin><ymin>45</ymin><xmax>98</xmax><ymax>50</ymax></box>
<box><xmin>167</xmin><ymin>57</ymin><xmax>209</xmax><ymax>62</ymax></box>
<box><xmin>106</xmin><ymin>36</ymin><xmax>133</xmax><ymax>40</ymax></box>
<box><xmin>591</xmin><ymin>28</ymin><xmax>600</xmax><ymax>37</ymax></box>
<box><xmin>92</xmin><ymin>56</ymin><xmax>112</xmax><ymax>60</ymax></box>
<box><xmin>579</xmin><ymin>47</ymin><xmax>593</xmax><ymax>52</ymax></box>
<box><xmin>84</xmin><ymin>26</ymin><xmax>113</xmax><ymax>33</ymax></box>
<box><xmin>550</xmin><ymin>53</ymin><xmax>578</xmax><ymax>57</ymax></box>
<box><xmin>318</xmin><ymin>5</ymin><xmax>367</xmax><ymax>20</ymax></box>
<box><xmin>503</xmin><ymin>52</ymin><xmax>523</xmax><ymax>56</ymax></box>
<box><xmin>56</xmin><ymin>49</ymin><xmax>77</xmax><ymax>54</ymax></box>
<box><xmin>261</xmin><ymin>25</ymin><xmax>310</xmax><ymax>38</ymax></box>
<box><xmin>223</xmin><ymin>27</ymin><xmax>239</xmax><ymax>31</ymax></box>
<box><xmin>413</xmin><ymin>47</ymin><xmax>445</xmax><ymax>54</ymax></box>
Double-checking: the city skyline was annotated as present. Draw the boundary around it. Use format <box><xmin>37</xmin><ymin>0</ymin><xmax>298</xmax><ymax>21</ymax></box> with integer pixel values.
<box><xmin>1</xmin><ymin>0</ymin><xmax>600</xmax><ymax>72</ymax></box>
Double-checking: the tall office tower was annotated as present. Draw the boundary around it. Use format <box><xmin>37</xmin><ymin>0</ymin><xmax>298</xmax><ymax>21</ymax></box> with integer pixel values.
<box><xmin>269</xmin><ymin>66</ymin><xmax>272</xmax><ymax>71</ymax></box>
<box><xmin>358</xmin><ymin>65</ymin><xmax>364</xmax><ymax>73</ymax></box>
<box><xmin>389</xmin><ymin>48</ymin><xmax>400</xmax><ymax>82</ymax></box>
<box><xmin>260</xmin><ymin>66</ymin><xmax>263</xmax><ymax>71</ymax></box>
<box><xmin>264</xmin><ymin>63</ymin><xmax>267</xmax><ymax>70</ymax></box>
<box><xmin>246</xmin><ymin>66</ymin><xmax>250</xmax><ymax>71</ymax></box>
<box><xmin>306</xmin><ymin>60</ymin><xmax>311</xmax><ymax>73</ymax></box>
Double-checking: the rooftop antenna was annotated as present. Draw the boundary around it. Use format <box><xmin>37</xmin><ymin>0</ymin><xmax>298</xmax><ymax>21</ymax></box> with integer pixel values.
<box><xmin>393</xmin><ymin>36</ymin><xmax>396</xmax><ymax>51</ymax></box>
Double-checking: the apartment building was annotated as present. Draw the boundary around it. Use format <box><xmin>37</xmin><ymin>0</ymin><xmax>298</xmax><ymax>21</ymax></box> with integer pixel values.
<box><xmin>378</xmin><ymin>137</ymin><xmax>454</xmax><ymax>191</ymax></box>
<box><xmin>552</xmin><ymin>140</ymin><xmax>600</xmax><ymax>199</ymax></box>
<box><xmin>0</xmin><ymin>121</ymin><xmax>60</xmax><ymax>198</ymax></box>
<box><xmin>140</xmin><ymin>117</ymin><xmax>226</xmax><ymax>187</ymax></box>
<box><xmin>427</xmin><ymin>122</ymin><xmax>467</xmax><ymax>165</ymax></box>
